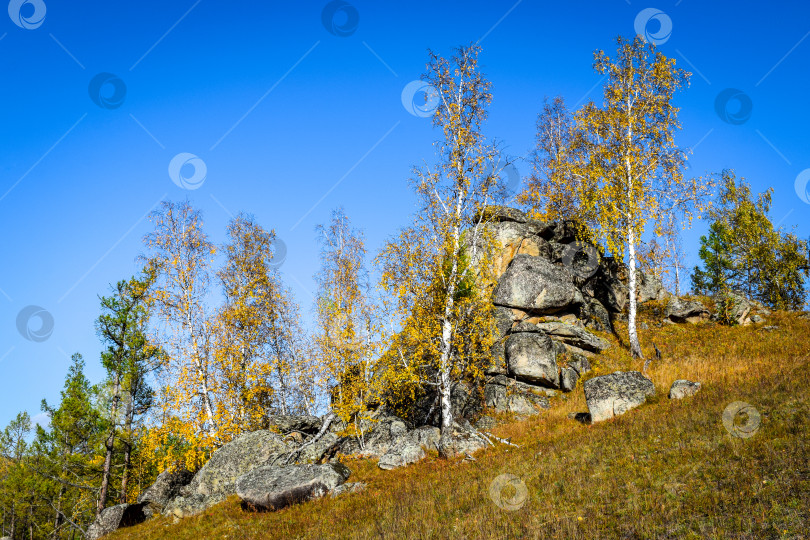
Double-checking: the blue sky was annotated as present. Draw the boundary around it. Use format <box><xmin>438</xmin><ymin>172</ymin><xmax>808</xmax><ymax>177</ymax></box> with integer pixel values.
<box><xmin>2</xmin><ymin>0</ymin><xmax>809</xmax><ymax>427</ymax></box>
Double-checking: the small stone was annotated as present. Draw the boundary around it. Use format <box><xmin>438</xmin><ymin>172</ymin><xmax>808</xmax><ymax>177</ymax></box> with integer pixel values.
<box><xmin>668</xmin><ymin>380</ymin><xmax>701</xmax><ymax>400</ymax></box>
<box><xmin>330</xmin><ymin>482</ymin><xmax>367</xmax><ymax>498</ymax></box>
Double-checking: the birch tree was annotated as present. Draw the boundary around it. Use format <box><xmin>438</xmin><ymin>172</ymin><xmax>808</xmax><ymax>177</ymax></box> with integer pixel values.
<box><xmin>378</xmin><ymin>45</ymin><xmax>503</xmax><ymax>451</ymax></box>
<box><xmin>215</xmin><ymin>213</ymin><xmax>314</xmax><ymax>429</ymax></box>
<box><xmin>142</xmin><ymin>201</ymin><xmax>219</xmax><ymax>466</ymax></box>
<box><xmin>519</xmin><ymin>96</ymin><xmax>593</xmax><ymax>230</ymax></box>
<box><xmin>314</xmin><ymin>208</ymin><xmax>377</xmax><ymax>442</ymax></box>
<box><xmin>567</xmin><ymin>36</ymin><xmax>709</xmax><ymax>359</ymax></box>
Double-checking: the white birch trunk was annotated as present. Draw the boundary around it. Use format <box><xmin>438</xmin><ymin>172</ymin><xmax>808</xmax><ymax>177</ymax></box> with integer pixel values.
<box><xmin>627</xmin><ymin>226</ymin><xmax>644</xmax><ymax>359</ymax></box>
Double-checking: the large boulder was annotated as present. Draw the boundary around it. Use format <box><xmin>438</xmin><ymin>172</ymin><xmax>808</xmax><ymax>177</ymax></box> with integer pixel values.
<box><xmin>505</xmin><ymin>332</ymin><xmax>564</xmax><ymax>388</ymax></box>
<box><xmin>591</xmin><ymin>259</ymin><xmax>629</xmax><ymax>313</ymax></box>
<box><xmin>484</xmin><ymin>221</ymin><xmax>551</xmax><ymax>278</ymax></box>
<box><xmin>583</xmin><ymin>371</ymin><xmax>656</xmax><ymax>423</ymax></box>
<box><xmin>493</xmin><ymin>255</ymin><xmax>581</xmax><ymax>313</ymax></box>
<box><xmin>378</xmin><ymin>438</ymin><xmax>427</xmax><ymax>470</ymax></box>
<box><xmin>138</xmin><ymin>468</ymin><xmax>194</xmax><ymax>519</ymax></box>
<box><xmin>296</xmin><ymin>431</ymin><xmax>341</xmax><ymax>464</ymax></box>
<box><xmin>164</xmin><ymin>430</ymin><xmax>289</xmax><ymax>517</ymax></box>
<box><xmin>378</xmin><ymin>425</ymin><xmax>440</xmax><ymax>470</ymax></box>
<box><xmin>665</xmin><ymin>297</ymin><xmax>710</xmax><ymax>324</ymax></box>
<box><xmin>328</xmin><ymin>412</ymin><xmax>412</xmax><ymax>459</ymax></box>
<box><xmin>410</xmin><ymin>425</ymin><xmax>442</xmax><ymax>450</ymax></box>
<box><xmin>484</xmin><ymin>375</ymin><xmax>551</xmax><ymax>415</ymax></box>
<box><xmin>559</xmin><ymin>366</ymin><xmax>580</xmax><ymax>392</ymax></box>
<box><xmin>475</xmin><ymin>205</ymin><xmax>535</xmax><ymax>224</ymax></box>
<box><xmin>236</xmin><ymin>463</ymin><xmax>351</xmax><ymax>512</ymax></box>
<box><xmin>580</xmin><ymin>296</ymin><xmax>613</xmax><ymax>333</ymax></box>
<box><xmin>437</xmin><ymin>422</ymin><xmax>491</xmax><ymax>458</ymax></box>
<box><xmin>86</xmin><ymin>504</ymin><xmax>146</xmax><ymax>540</ymax></box>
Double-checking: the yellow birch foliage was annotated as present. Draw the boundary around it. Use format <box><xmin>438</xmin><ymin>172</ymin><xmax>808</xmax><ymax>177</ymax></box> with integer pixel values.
<box><xmin>140</xmin><ymin>204</ymin><xmax>316</xmax><ymax>472</ymax></box>
<box><xmin>314</xmin><ymin>208</ymin><xmax>378</xmax><ymax>439</ymax></box>
<box><xmin>140</xmin><ymin>201</ymin><xmax>219</xmax><ymax>469</ymax></box>
<box><xmin>214</xmin><ymin>214</ymin><xmax>284</xmax><ymax>435</ymax></box>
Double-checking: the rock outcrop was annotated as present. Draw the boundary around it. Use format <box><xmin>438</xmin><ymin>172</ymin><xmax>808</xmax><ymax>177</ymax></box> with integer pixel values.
<box><xmin>714</xmin><ymin>290</ymin><xmax>771</xmax><ymax>326</ymax></box>
<box><xmin>665</xmin><ymin>297</ymin><xmax>710</xmax><ymax>324</ymax></box>
<box><xmin>484</xmin><ymin>374</ymin><xmax>552</xmax><ymax>415</ymax></box>
<box><xmin>480</xmin><ymin>206</ymin><xmax>644</xmax><ymax>408</ymax></box>
<box><xmin>493</xmin><ymin>254</ymin><xmax>582</xmax><ymax>313</ymax></box>
<box><xmin>266</xmin><ymin>414</ymin><xmax>323</xmax><ymax>435</ymax></box>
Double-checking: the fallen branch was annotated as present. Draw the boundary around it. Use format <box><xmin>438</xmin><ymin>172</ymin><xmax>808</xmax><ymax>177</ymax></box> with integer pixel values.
<box><xmin>482</xmin><ymin>431</ymin><xmax>520</xmax><ymax>447</ymax></box>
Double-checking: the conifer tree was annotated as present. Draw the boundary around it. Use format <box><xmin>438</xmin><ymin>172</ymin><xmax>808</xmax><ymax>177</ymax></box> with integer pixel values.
<box><xmin>692</xmin><ymin>170</ymin><xmax>809</xmax><ymax>309</ymax></box>
<box><xmin>95</xmin><ymin>271</ymin><xmax>161</xmax><ymax>510</ymax></box>
<box><xmin>38</xmin><ymin>354</ymin><xmax>102</xmax><ymax>531</ymax></box>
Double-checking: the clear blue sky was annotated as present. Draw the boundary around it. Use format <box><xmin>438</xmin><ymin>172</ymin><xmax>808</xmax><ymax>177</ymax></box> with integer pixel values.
<box><xmin>2</xmin><ymin>0</ymin><xmax>809</xmax><ymax>427</ymax></box>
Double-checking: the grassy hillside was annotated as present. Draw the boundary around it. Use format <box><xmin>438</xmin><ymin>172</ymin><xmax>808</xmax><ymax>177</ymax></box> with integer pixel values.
<box><xmin>111</xmin><ymin>309</ymin><xmax>810</xmax><ymax>539</ymax></box>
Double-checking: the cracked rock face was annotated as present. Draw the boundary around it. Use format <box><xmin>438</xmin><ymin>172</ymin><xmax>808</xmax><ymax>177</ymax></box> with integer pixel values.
<box><xmin>583</xmin><ymin>371</ymin><xmax>656</xmax><ymax>423</ymax></box>
<box><xmin>378</xmin><ymin>439</ymin><xmax>427</xmax><ymax>470</ymax></box>
<box><xmin>484</xmin><ymin>374</ymin><xmax>551</xmax><ymax>415</ymax></box>
<box><xmin>86</xmin><ymin>503</ymin><xmax>147</xmax><ymax>540</ymax></box>
<box><xmin>137</xmin><ymin>468</ymin><xmax>194</xmax><ymax>519</ymax></box>
<box><xmin>516</xmin><ymin>321</ymin><xmax>611</xmax><ymax>353</ymax></box>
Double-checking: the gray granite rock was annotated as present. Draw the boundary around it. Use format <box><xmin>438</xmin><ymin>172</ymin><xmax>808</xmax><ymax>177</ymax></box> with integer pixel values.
<box><xmin>584</xmin><ymin>371</ymin><xmax>656</xmax><ymax>423</ymax></box>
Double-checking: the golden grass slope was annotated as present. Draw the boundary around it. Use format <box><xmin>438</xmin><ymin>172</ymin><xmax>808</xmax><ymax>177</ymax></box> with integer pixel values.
<box><xmin>111</xmin><ymin>308</ymin><xmax>810</xmax><ymax>539</ymax></box>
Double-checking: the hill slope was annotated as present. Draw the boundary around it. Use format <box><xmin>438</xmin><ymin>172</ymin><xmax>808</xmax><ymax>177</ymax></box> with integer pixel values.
<box><xmin>110</xmin><ymin>309</ymin><xmax>810</xmax><ymax>539</ymax></box>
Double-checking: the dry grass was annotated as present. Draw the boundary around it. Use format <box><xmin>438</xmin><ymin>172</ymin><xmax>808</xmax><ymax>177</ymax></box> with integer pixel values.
<box><xmin>111</xmin><ymin>311</ymin><xmax>810</xmax><ymax>539</ymax></box>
